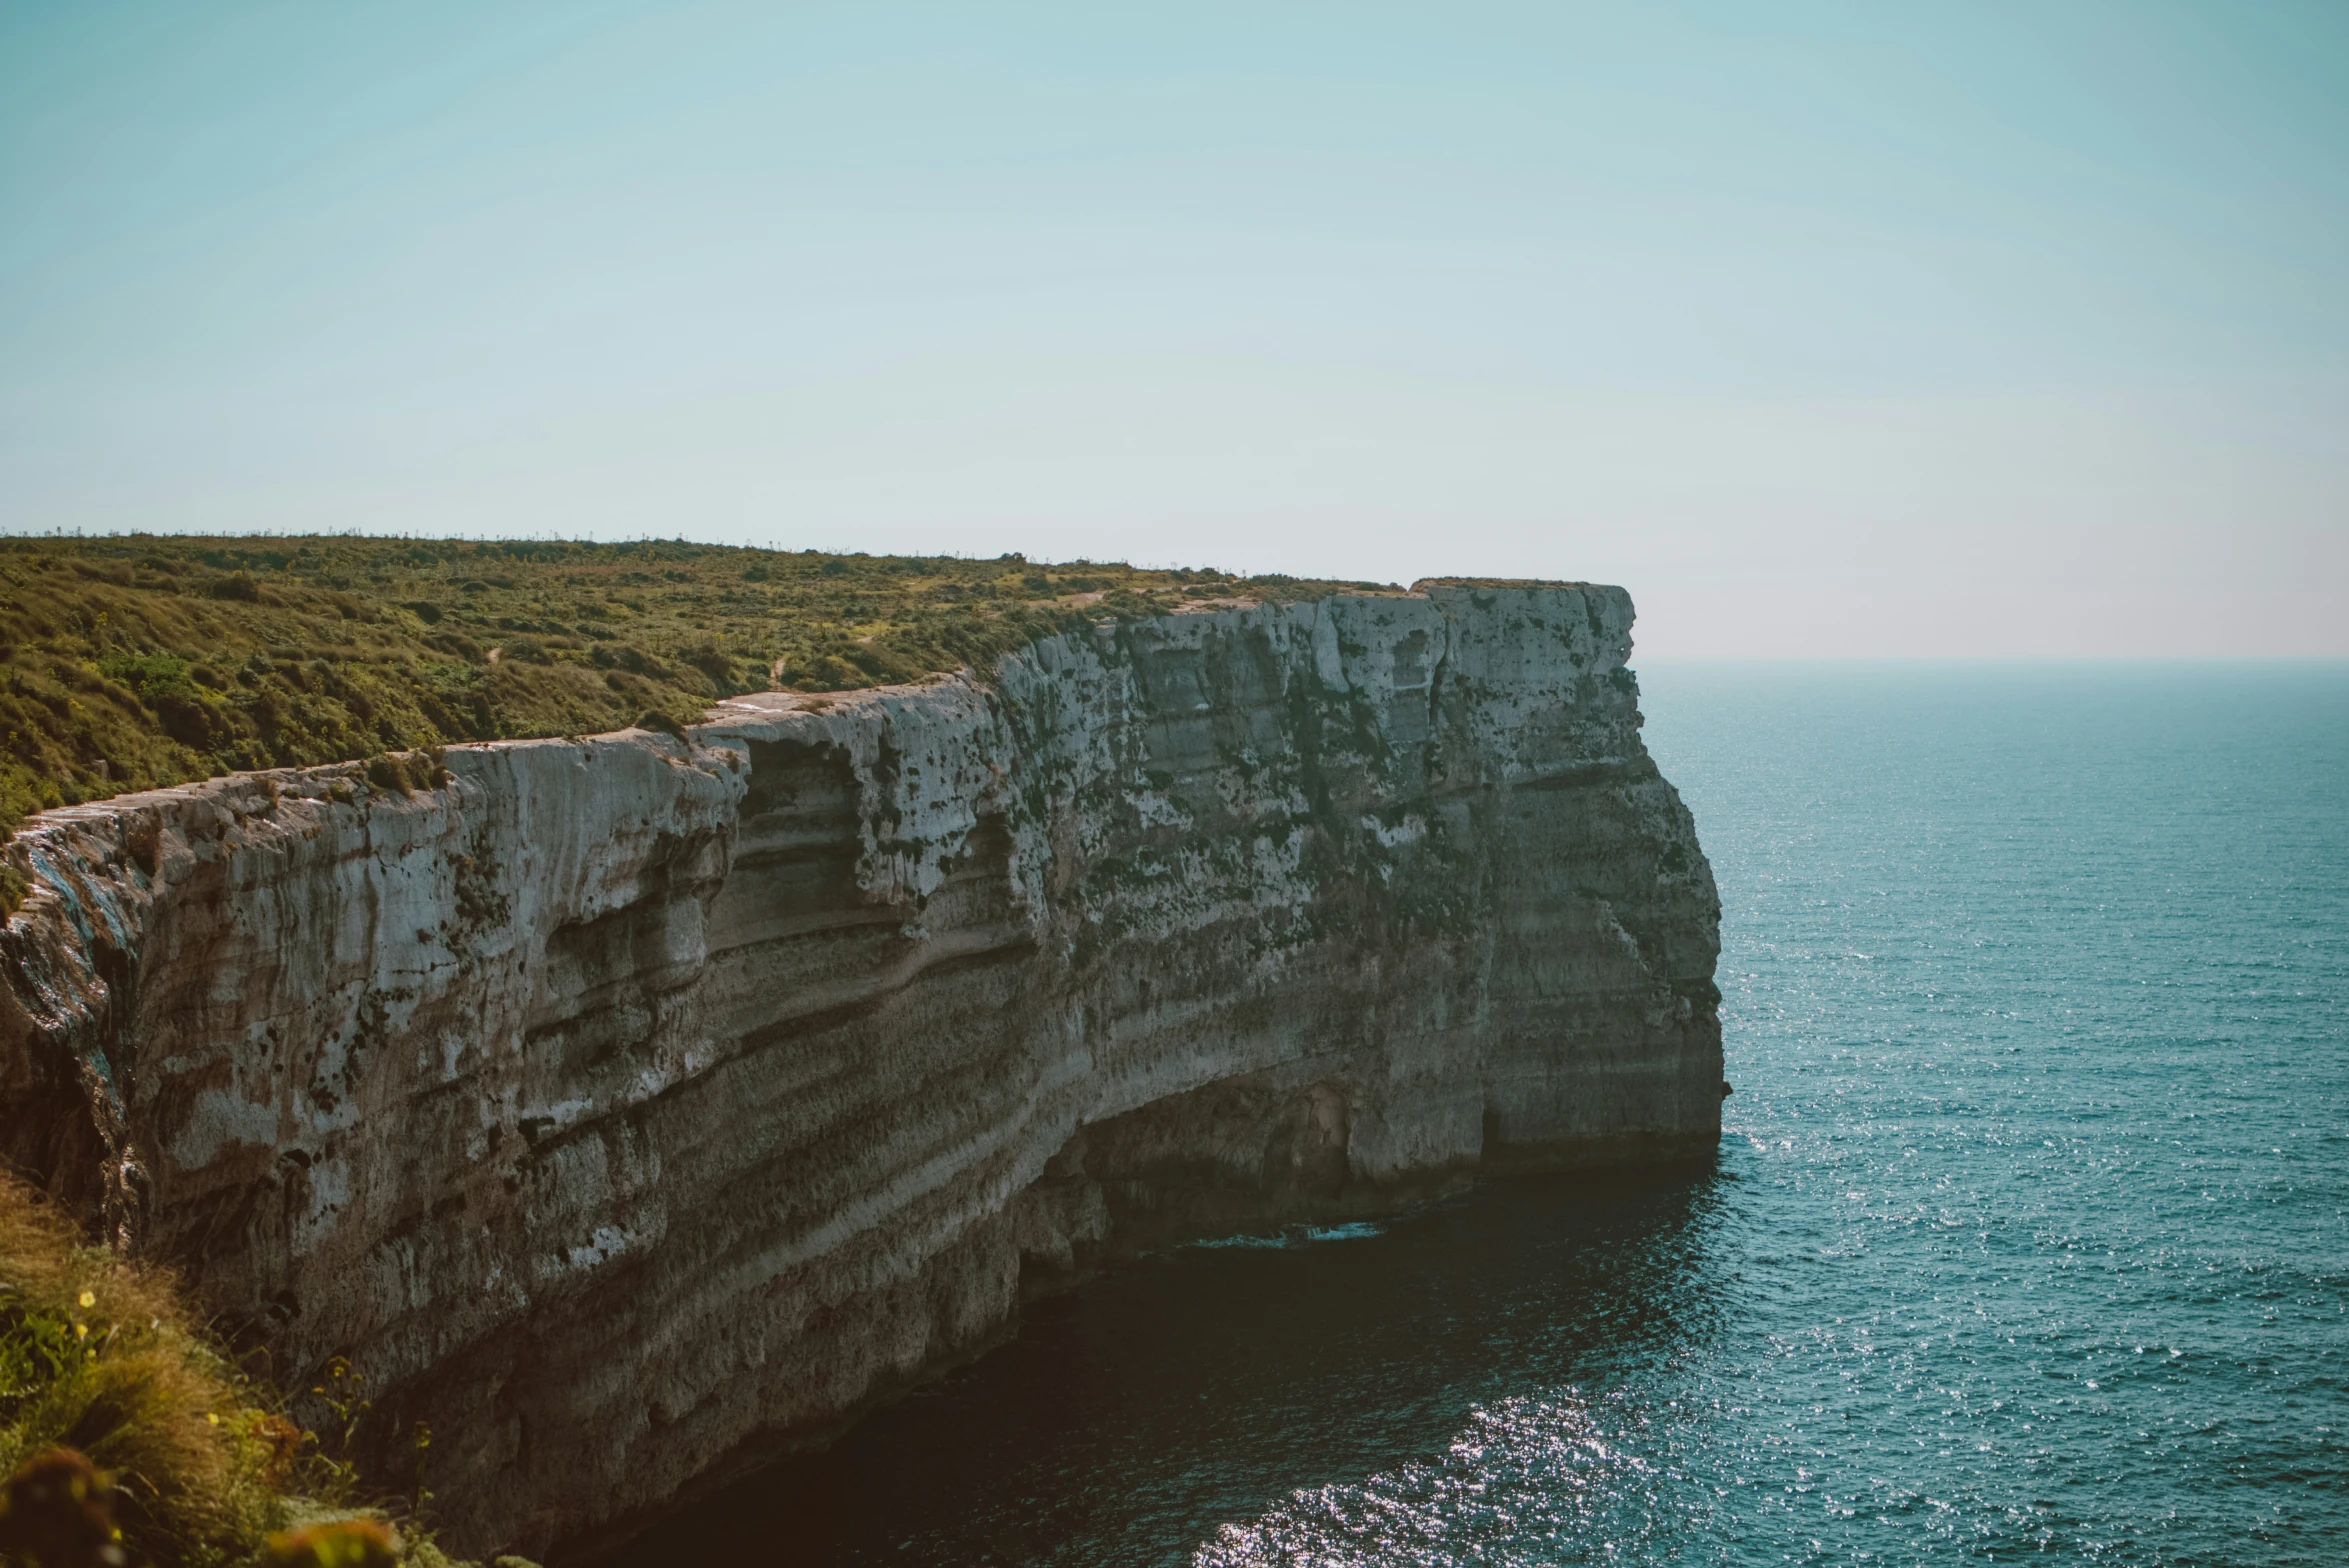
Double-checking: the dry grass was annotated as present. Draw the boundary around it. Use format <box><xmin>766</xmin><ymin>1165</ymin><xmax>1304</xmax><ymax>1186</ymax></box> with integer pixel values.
<box><xmin>0</xmin><ymin>1176</ymin><xmax>281</xmax><ymax>1562</ymax></box>
<box><xmin>0</xmin><ymin>1174</ymin><xmax>509</xmax><ymax>1568</ymax></box>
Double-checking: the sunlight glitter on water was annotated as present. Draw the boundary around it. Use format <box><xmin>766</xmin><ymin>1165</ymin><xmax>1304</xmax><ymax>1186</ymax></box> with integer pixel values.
<box><xmin>1193</xmin><ymin>1392</ymin><xmax>1692</xmax><ymax>1567</ymax></box>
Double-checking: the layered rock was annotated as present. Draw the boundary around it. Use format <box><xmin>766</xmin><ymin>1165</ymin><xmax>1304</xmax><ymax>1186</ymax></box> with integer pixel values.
<box><xmin>0</xmin><ymin>582</ymin><xmax>1719</xmax><ymax>1560</ymax></box>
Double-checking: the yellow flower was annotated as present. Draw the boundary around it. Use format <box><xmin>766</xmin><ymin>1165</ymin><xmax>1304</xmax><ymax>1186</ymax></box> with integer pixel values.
<box><xmin>206</xmin><ymin>1412</ymin><xmax>220</xmax><ymax>1425</ymax></box>
<box><xmin>74</xmin><ymin>1322</ymin><xmax>88</xmax><ymax>1340</ymax></box>
<box><xmin>78</xmin><ymin>1289</ymin><xmax>96</xmax><ymax>1308</ymax></box>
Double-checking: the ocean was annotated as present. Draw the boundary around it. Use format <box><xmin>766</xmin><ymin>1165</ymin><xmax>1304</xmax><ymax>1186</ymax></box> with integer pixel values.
<box><xmin>620</xmin><ymin>661</ymin><xmax>2349</xmax><ymax>1566</ymax></box>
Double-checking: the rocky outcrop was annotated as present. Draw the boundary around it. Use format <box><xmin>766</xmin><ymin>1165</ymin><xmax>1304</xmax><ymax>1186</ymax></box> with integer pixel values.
<box><xmin>0</xmin><ymin>582</ymin><xmax>1719</xmax><ymax>1560</ymax></box>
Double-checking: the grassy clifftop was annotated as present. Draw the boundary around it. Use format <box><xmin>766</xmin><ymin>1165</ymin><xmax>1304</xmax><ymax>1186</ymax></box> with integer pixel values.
<box><xmin>0</xmin><ymin>534</ymin><xmax>1390</xmax><ymax>835</ymax></box>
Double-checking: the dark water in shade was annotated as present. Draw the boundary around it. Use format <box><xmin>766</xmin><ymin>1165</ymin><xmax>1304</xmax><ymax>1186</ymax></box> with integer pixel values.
<box><xmin>619</xmin><ymin>662</ymin><xmax>2349</xmax><ymax>1566</ymax></box>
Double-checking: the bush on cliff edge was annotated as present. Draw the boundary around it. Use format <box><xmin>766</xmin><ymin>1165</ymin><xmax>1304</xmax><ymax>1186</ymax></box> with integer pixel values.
<box><xmin>0</xmin><ymin>1174</ymin><xmax>510</xmax><ymax>1568</ymax></box>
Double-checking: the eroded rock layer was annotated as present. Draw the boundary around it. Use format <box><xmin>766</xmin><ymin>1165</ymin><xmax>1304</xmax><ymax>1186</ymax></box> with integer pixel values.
<box><xmin>0</xmin><ymin>582</ymin><xmax>1719</xmax><ymax>1559</ymax></box>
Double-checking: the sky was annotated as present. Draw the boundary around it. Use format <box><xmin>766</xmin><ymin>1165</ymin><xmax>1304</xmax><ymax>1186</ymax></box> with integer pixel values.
<box><xmin>2</xmin><ymin>1</ymin><xmax>2345</xmax><ymax>656</ymax></box>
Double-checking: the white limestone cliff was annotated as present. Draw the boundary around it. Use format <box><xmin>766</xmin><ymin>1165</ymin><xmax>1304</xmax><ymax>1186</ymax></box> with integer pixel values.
<box><xmin>0</xmin><ymin>582</ymin><xmax>1720</xmax><ymax>1560</ymax></box>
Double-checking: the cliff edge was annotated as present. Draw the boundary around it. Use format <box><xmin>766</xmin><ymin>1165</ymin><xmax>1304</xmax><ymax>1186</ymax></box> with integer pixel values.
<box><xmin>0</xmin><ymin>581</ymin><xmax>1720</xmax><ymax>1559</ymax></box>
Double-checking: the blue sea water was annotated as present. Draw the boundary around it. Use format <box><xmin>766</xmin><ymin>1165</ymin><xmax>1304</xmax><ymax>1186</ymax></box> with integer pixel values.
<box><xmin>622</xmin><ymin>662</ymin><xmax>2349</xmax><ymax>1566</ymax></box>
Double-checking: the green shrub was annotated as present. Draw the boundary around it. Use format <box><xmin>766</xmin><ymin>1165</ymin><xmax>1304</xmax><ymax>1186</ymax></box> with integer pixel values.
<box><xmin>263</xmin><ymin>1518</ymin><xmax>396</xmax><ymax>1568</ymax></box>
<box><xmin>362</xmin><ymin>755</ymin><xmax>413</xmax><ymax>797</ymax></box>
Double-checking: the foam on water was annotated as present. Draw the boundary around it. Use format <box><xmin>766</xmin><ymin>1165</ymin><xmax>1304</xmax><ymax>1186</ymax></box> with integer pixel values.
<box><xmin>1191</xmin><ymin>1222</ymin><xmax>1388</xmax><ymax>1251</ymax></box>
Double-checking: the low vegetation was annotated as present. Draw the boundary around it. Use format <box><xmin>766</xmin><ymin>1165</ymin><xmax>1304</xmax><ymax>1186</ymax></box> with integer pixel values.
<box><xmin>0</xmin><ymin>534</ymin><xmax>1389</xmax><ymax>836</ymax></box>
<box><xmin>0</xmin><ymin>1174</ymin><xmax>527</xmax><ymax>1568</ymax></box>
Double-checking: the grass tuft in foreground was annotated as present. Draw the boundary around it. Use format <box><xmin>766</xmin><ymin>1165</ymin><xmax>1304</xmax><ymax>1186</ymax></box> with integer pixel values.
<box><xmin>0</xmin><ymin>1174</ymin><xmax>523</xmax><ymax>1568</ymax></box>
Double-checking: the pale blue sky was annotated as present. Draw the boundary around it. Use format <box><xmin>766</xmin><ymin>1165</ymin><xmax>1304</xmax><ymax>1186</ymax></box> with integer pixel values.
<box><xmin>3</xmin><ymin>2</ymin><xmax>2344</xmax><ymax>654</ymax></box>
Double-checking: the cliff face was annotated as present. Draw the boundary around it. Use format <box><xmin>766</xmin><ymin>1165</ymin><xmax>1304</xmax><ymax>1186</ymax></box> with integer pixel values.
<box><xmin>0</xmin><ymin>583</ymin><xmax>1719</xmax><ymax>1559</ymax></box>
